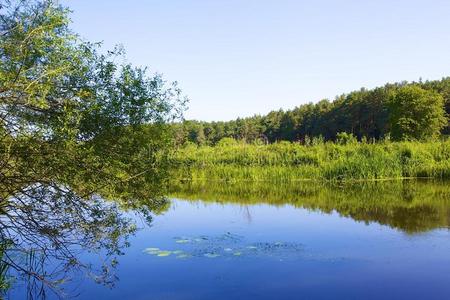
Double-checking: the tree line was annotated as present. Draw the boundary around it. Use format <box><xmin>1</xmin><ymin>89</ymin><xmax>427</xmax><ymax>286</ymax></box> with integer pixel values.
<box><xmin>174</xmin><ymin>79</ymin><xmax>449</xmax><ymax>145</ymax></box>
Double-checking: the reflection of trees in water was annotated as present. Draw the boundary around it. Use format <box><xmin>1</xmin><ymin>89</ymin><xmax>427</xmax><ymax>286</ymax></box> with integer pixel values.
<box><xmin>0</xmin><ymin>131</ymin><xmax>171</xmax><ymax>298</ymax></box>
<box><xmin>170</xmin><ymin>180</ymin><xmax>450</xmax><ymax>234</ymax></box>
<box><xmin>0</xmin><ymin>117</ymin><xmax>172</xmax><ymax>298</ymax></box>
<box><xmin>0</xmin><ymin>180</ymin><xmax>168</xmax><ymax>299</ymax></box>
<box><xmin>242</xmin><ymin>206</ymin><xmax>253</xmax><ymax>224</ymax></box>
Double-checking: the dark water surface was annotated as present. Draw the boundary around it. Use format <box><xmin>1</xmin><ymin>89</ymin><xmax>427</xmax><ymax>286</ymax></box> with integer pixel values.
<box><xmin>7</xmin><ymin>180</ymin><xmax>450</xmax><ymax>299</ymax></box>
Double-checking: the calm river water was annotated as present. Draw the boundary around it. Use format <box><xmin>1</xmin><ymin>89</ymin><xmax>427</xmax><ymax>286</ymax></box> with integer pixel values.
<box><xmin>7</xmin><ymin>180</ymin><xmax>450</xmax><ymax>299</ymax></box>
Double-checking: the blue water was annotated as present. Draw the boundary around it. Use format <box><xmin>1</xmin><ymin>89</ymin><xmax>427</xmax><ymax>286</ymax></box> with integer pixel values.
<box><xmin>25</xmin><ymin>198</ymin><xmax>449</xmax><ymax>300</ymax></box>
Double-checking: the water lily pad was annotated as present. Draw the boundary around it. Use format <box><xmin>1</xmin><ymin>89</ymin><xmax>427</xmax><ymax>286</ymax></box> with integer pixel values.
<box><xmin>157</xmin><ymin>251</ymin><xmax>172</xmax><ymax>257</ymax></box>
<box><xmin>145</xmin><ymin>247</ymin><xmax>160</xmax><ymax>252</ymax></box>
<box><xmin>175</xmin><ymin>239</ymin><xmax>190</xmax><ymax>244</ymax></box>
<box><xmin>204</xmin><ymin>253</ymin><xmax>220</xmax><ymax>258</ymax></box>
<box><xmin>176</xmin><ymin>254</ymin><xmax>191</xmax><ymax>259</ymax></box>
<box><xmin>172</xmin><ymin>250</ymin><xmax>184</xmax><ymax>254</ymax></box>
<box><xmin>144</xmin><ymin>247</ymin><xmax>161</xmax><ymax>255</ymax></box>
<box><xmin>246</xmin><ymin>246</ymin><xmax>258</xmax><ymax>250</ymax></box>
<box><xmin>233</xmin><ymin>252</ymin><xmax>242</xmax><ymax>256</ymax></box>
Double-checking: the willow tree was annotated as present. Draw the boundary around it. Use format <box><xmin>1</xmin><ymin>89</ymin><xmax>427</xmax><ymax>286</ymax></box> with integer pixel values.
<box><xmin>0</xmin><ymin>0</ymin><xmax>187</xmax><ymax>189</ymax></box>
<box><xmin>0</xmin><ymin>0</ymin><xmax>187</xmax><ymax>294</ymax></box>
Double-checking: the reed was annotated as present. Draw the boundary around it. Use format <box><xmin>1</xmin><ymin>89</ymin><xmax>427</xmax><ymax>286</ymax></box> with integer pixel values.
<box><xmin>170</xmin><ymin>139</ymin><xmax>450</xmax><ymax>181</ymax></box>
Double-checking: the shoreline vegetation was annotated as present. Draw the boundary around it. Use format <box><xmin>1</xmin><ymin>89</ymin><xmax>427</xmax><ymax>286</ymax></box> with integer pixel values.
<box><xmin>171</xmin><ymin>138</ymin><xmax>450</xmax><ymax>182</ymax></box>
<box><xmin>170</xmin><ymin>79</ymin><xmax>450</xmax><ymax>183</ymax></box>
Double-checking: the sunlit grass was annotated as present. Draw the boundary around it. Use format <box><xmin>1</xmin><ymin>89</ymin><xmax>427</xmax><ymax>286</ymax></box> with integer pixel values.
<box><xmin>171</xmin><ymin>140</ymin><xmax>450</xmax><ymax>181</ymax></box>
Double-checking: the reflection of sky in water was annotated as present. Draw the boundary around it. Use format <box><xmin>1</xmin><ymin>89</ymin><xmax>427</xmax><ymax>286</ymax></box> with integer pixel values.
<box><xmin>15</xmin><ymin>199</ymin><xmax>450</xmax><ymax>299</ymax></box>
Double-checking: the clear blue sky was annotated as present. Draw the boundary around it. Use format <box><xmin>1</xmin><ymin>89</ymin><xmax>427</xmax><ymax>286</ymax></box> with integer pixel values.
<box><xmin>63</xmin><ymin>0</ymin><xmax>450</xmax><ymax>121</ymax></box>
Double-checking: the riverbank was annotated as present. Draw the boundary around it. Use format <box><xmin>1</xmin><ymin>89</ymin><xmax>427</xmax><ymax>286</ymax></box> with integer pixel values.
<box><xmin>171</xmin><ymin>140</ymin><xmax>450</xmax><ymax>181</ymax></box>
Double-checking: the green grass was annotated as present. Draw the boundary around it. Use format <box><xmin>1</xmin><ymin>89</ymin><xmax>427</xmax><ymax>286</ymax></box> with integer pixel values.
<box><xmin>170</xmin><ymin>140</ymin><xmax>450</xmax><ymax>181</ymax></box>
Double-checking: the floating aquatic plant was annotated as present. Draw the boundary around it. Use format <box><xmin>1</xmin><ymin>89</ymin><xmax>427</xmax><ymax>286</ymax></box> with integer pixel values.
<box><xmin>175</xmin><ymin>239</ymin><xmax>190</xmax><ymax>244</ymax></box>
<box><xmin>157</xmin><ymin>251</ymin><xmax>171</xmax><ymax>257</ymax></box>
<box><xmin>144</xmin><ymin>247</ymin><xmax>159</xmax><ymax>252</ymax></box>
<box><xmin>145</xmin><ymin>233</ymin><xmax>304</xmax><ymax>260</ymax></box>
<box><xmin>204</xmin><ymin>253</ymin><xmax>220</xmax><ymax>258</ymax></box>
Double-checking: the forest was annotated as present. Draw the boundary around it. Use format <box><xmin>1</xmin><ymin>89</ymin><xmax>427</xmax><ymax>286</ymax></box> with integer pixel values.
<box><xmin>174</xmin><ymin>79</ymin><xmax>450</xmax><ymax>145</ymax></box>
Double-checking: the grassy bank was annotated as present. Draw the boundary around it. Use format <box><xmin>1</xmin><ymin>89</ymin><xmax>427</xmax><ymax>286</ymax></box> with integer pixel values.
<box><xmin>171</xmin><ymin>140</ymin><xmax>450</xmax><ymax>181</ymax></box>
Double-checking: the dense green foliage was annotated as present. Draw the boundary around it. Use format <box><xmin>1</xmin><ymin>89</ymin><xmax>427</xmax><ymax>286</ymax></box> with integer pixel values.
<box><xmin>175</xmin><ymin>79</ymin><xmax>450</xmax><ymax>145</ymax></box>
<box><xmin>0</xmin><ymin>0</ymin><xmax>186</xmax><ymax>198</ymax></box>
<box><xmin>171</xmin><ymin>139</ymin><xmax>450</xmax><ymax>181</ymax></box>
<box><xmin>388</xmin><ymin>86</ymin><xmax>446</xmax><ymax>140</ymax></box>
<box><xmin>0</xmin><ymin>1</ymin><xmax>185</xmax><ymax>139</ymax></box>
<box><xmin>170</xmin><ymin>180</ymin><xmax>450</xmax><ymax>234</ymax></box>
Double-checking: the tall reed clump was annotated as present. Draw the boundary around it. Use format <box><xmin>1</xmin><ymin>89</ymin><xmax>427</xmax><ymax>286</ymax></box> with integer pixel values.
<box><xmin>170</xmin><ymin>139</ymin><xmax>450</xmax><ymax>182</ymax></box>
